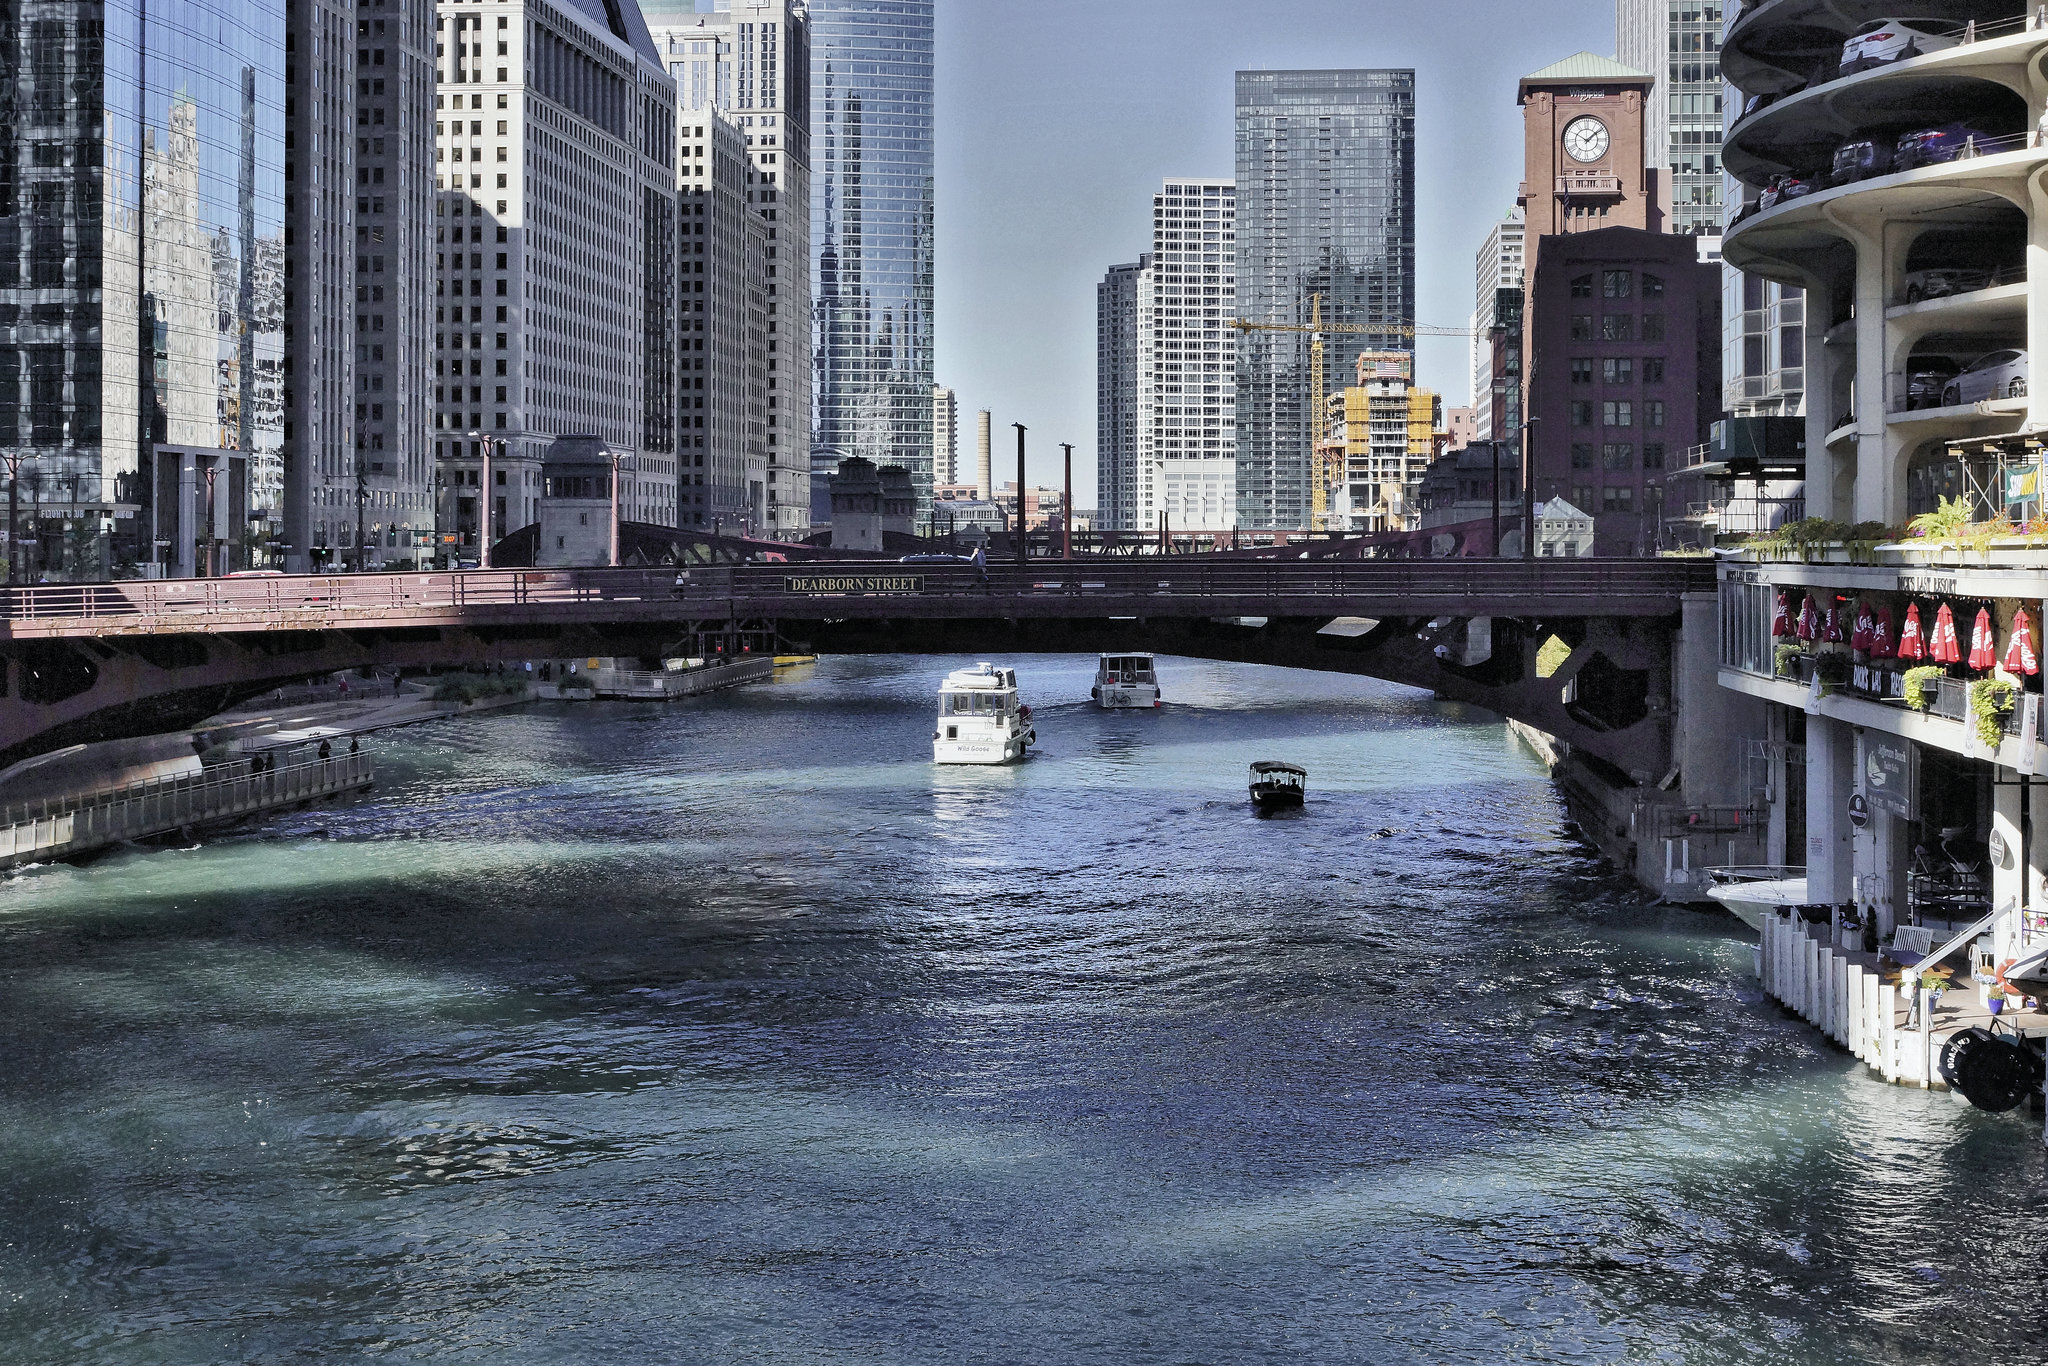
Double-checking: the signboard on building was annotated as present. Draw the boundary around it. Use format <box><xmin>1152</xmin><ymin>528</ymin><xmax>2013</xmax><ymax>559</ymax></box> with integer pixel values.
<box><xmin>1863</xmin><ymin>738</ymin><xmax>1916</xmax><ymax>819</ymax></box>
<box><xmin>784</xmin><ymin>574</ymin><xmax>925</xmax><ymax>595</ymax></box>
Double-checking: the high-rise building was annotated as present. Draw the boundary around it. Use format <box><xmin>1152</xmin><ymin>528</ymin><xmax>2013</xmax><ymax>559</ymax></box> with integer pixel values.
<box><xmin>1234</xmin><ymin>69</ymin><xmax>1415</xmax><ymax>531</ymax></box>
<box><xmin>648</xmin><ymin>0</ymin><xmax>813</xmax><ymax>538</ymax></box>
<box><xmin>1329</xmin><ymin>352</ymin><xmax>1435</xmax><ymax>532</ymax></box>
<box><xmin>685</xmin><ymin>109</ymin><xmax>765</xmax><ymax>532</ymax></box>
<box><xmin>0</xmin><ymin>0</ymin><xmax>287</xmax><ymax>582</ymax></box>
<box><xmin>810</xmin><ymin>0</ymin><xmax>935</xmax><ymax>516</ymax></box>
<box><xmin>1470</xmin><ymin>209</ymin><xmax>1524</xmax><ymax>443</ymax></box>
<box><xmin>932</xmin><ymin>385</ymin><xmax>956</xmax><ymax>485</ymax></box>
<box><xmin>1095</xmin><ymin>257</ymin><xmax>1145</xmax><ymax>532</ymax></box>
<box><xmin>431</xmin><ymin>0</ymin><xmax>682</xmax><ymax>555</ymax></box>
<box><xmin>1616</xmin><ymin>0</ymin><xmax>1724</xmax><ymax>239</ymax></box>
<box><xmin>1135</xmin><ymin>180</ymin><xmax>1236</xmax><ymax>533</ymax></box>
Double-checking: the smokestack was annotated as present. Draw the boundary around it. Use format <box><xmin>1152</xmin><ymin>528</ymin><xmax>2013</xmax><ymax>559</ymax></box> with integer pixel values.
<box><xmin>976</xmin><ymin>409</ymin><xmax>993</xmax><ymax>501</ymax></box>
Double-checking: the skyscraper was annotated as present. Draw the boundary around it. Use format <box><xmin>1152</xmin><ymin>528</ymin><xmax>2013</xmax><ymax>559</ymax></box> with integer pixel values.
<box><xmin>1616</xmin><ymin>0</ymin><xmax>1724</xmax><ymax>238</ymax></box>
<box><xmin>931</xmin><ymin>384</ymin><xmax>956</xmax><ymax>485</ymax></box>
<box><xmin>1135</xmin><ymin>180</ymin><xmax>1236</xmax><ymax>533</ymax></box>
<box><xmin>647</xmin><ymin>0</ymin><xmax>813</xmax><ymax>538</ymax></box>
<box><xmin>1096</xmin><ymin>257</ymin><xmax>1145</xmax><ymax>532</ymax></box>
<box><xmin>1233</xmin><ymin>69</ymin><xmax>1415</xmax><ymax>531</ymax></box>
<box><xmin>810</xmin><ymin>0</ymin><xmax>934</xmax><ymax>516</ymax></box>
<box><xmin>1469</xmin><ymin>209</ymin><xmax>1524</xmax><ymax>443</ymax></box>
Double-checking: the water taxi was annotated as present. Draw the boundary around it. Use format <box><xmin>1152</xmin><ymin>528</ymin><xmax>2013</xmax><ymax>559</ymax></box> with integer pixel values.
<box><xmin>1249</xmin><ymin>761</ymin><xmax>1306</xmax><ymax>812</ymax></box>
<box><xmin>934</xmin><ymin>663</ymin><xmax>1036</xmax><ymax>765</ymax></box>
<box><xmin>1091</xmin><ymin>653</ymin><xmax>1161</xmax><ymax>709</ymax></box>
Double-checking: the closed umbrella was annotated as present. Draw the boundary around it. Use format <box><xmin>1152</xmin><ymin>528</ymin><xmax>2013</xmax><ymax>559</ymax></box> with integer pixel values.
<box><xmin>2005</xmin><ymin>607</ymin><xmax>2040</xmax><ymax>676</ymax></box>
<box><xmin>1897</xmin><ymin>603</ymin><xmax>1926</xmax><ymax>661</ymax></box>
<box><xmin>1932</xmin><ymin>602</ymin><xmax>1962</xmax><ymax>665</ymax></box>
<box><xmin>1824</xmin><ymin>602</ymin><xmax>1847</xmax><ymax>644</ymax></box>
<box><xmin>1871</xmin><ymin>604</ymin><xmax>1896</xmax><ymax>658</ymax></box>
<box><xmin>1851</xmin><ymin>600</ymin><xmax>1875</xmax><ymax>653</ymax></box>
<box><xmin>1772</xmin><ymin>590</ymin><xmax>1792</xmax><ymax>638</ymax></box>
<box><xmin>1968</xmin><ymin>606</ymin><xmax>1998</xmax><ymax>671</ymax></box>
<box><xmin>1796</xmin><ymin>594</ymin><xmax>1818</xmax><ymax>642</ymax></box>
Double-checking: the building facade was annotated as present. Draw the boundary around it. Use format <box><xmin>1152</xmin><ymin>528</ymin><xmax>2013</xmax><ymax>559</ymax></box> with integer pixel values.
<box><xmin>1095</xmin><ymin>257</ymin><xmax>1144</xmax><ymax>532</ymax></box>
<box><xmin>431</xmin><ymin>0</ymin><xmax>681</xmax><ymax>556</ymax></box>
<box><xmin>809</xmin><ymin>0</ymin><xmax>933</xmax><ymax>518</ymax></box>
<box><xmin>1470</xmin><ymin>209</ymin><xmax>1524</xmax><ymax>443</ymax></box>
<box><xmin>1135</xmin><ymin>180</ymin><xmax>1235</xmax><ymax>534</ymax></box>
<box><xmin>1615</xmin><ymin>0</ymin><xmax>1724</xmax><ymax>238</ymax></box>
<box><xmin>648</xmin><ymin>0</ymin><xmax>811</xmax><ymax>538</ymax></box>
<box><xmin>931</xmin><ymin>383</ymin><xmax>955</xmax><ymax>485</ymax></box>
<box><xmin>1233</xmin><ymin>68</ymin><xmax>1415</xmax><ymax>531</ymax></box>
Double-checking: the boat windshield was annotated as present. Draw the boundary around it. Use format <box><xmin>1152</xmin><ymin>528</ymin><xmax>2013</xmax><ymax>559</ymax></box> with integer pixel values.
<box><xmin>1099</xmin><ymin>656</ymin><xmax>1155</xmax><ymax>682</ymax></box>
<box><xmin>942</xmin><ymin>691</ymin><xmax>1007</xmax><ymax>715</ymax></box>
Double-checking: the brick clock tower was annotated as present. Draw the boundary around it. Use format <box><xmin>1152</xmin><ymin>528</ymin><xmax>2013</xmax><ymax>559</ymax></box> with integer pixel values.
<box><xmin>1517</xmin><ymin>52</ymin><xmax>1663</xmax><ymax>242</ymax></box>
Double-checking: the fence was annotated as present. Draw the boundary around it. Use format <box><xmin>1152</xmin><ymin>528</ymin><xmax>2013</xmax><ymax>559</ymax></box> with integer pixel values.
<box><xmin>0</xmin><ymin>752</ymin><xmax>373</xmax><ymax>868</ymax></box>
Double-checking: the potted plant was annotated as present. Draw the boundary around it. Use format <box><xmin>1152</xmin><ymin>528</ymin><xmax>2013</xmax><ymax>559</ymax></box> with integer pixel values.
<box><xmin>1969</xmin><ymin>677</ymin><xmax>2017</xmax><ymax>750</ymax></box>
<box><xmin>1902</xmin><ymin>664</ymin><xmax>1946</xmax><ymax>711</ymax></box>
<box><xmin>1775</xmin><ymin>642</ymin><xmax>1804</xmax><ymax>678</ymax></box>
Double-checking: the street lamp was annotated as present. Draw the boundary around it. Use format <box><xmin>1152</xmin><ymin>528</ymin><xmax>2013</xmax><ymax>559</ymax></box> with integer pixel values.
<box><xmin>0</xmin><ymin>449</ymin><xmax>23</xmax><ymax>586</ymax></box>
<box><xmin>605</xmin><ymin>446</ymin><xmax>638</xmax><ymax>567</ymax></box>
<box><xmin>1520</xmin><ymin>415</ymin><xmax>1539</xmax><ymax>561</ymax></box>
<box><xmin>466</xmin><ymin>430</ymin><xmax>499</xmax><ymax>570</ymax></box>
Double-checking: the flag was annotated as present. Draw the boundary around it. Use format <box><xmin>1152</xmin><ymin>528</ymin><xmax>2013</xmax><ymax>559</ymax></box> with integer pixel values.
<box><xmin>1932</xmin><ymin>602</ymin><xmax>1962</xmax><ymax>664</ymax></box>
<box><xmin>2006</xmin><ymin>607</ymin><xmax>2040</xmax><ymax>676</ymax></box>
<box><xmin>1796</xmin><ymin>594</ymin><xmax>1818</xmax><ymax>642</ymax></box>
<box><xmin>1772</xmin><ymin>590</ymin><xmax>1791</xmax><ymax>638</ymax></box>
<box><xmin>1897</xmin><ymin>602</ymin><xmax>1926</xmax><ymax>661</ymax></box>
<box><xmin>1969</xmin><ymin>606</ymin><xmax>1997</xmax><ymax>670</ymax></box>
<box><xmin>1851</xmin><ymin>601</ymin><xmax>1875</xmax><ymax>653</ymax></box>
<box><xmin>1871</xmin><ymin>604</ymin><xmax>1896</xmax><ymax>658</ymax></box>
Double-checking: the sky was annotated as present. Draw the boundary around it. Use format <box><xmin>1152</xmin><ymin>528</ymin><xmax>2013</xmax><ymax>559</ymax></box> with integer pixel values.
<box><xmin>932</xmin><ymin>0</ymin><xmax>1619</xmax><ymax>497</ymax></box>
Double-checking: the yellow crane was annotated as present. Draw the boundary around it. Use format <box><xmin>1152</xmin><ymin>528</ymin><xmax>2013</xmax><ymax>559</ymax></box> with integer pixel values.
<box><xmin>1230</xmin><ymin>294</ymin><xmax>1472</xmax><ymax>530</ymax></box>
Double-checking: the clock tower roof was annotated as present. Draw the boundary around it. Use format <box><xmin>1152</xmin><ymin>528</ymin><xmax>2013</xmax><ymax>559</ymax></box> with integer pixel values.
<box><xmin>1519</xmin><ymin>51</ymin><xmax>1651</xmax><ymax>100</ymax></box>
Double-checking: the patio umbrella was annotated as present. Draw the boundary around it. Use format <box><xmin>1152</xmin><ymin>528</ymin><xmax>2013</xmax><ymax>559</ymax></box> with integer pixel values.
<box><xmin>1897</xmin><ymin>603</ymin><xmax>1926</xmax><ymax>661</ymax></box>
<box><xmin>1823</xmin><ymin>602</ymin><xmax>1847</xmax><ymax>644</ymax></box>
<box><xmin>1772</xmin><ymin>590</ymin><xmax>1792</xmax><ymax>638</ymax></box>
<box><xmin>1850</xmin><ymin>600</ymin><xmax>1875</xmax><ymax>653</ymax></box>
<box><xmin>2005</xmin><ymin>607</ymin><xmax>2040</xmax><ymax>676</ymax></box>
<box><xmin>1932</xmin><ymin>602</ymin><xmax>1962</xmax><ymax>665</ymax></box>
<box><xmin>1871</xmin><ymin>604</ymin><xmax>1896</xmax><ymax>658</ymax></box>
<box><xmin>1968</xmin><ymin>606</ymin><xmax>1998</xmax><ymax>671</ymax></box>
<box><xmin>1796</xmin><ymin>594</ymin><xmax>1818</xmax><ymax>642</ymax></box>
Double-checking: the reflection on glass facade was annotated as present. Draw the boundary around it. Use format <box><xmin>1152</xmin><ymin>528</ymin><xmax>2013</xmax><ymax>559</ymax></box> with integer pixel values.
<box><xmin>1617</xmin><ymin>0</ymin><xmax>1723</xmax><ymax>239</ymax></box>
<box><xmin>809</xmin><ymin>0</ymin><xmax>933</xmax><ymax>516</ymax></box>
<box><xmin>0</xmin><ymin>0</ymin><xmax>284</xmax><ymax>578</ymax></box>
<box><xmin>1233</xmin><ymin>69</ymin><xmax>1414</xmax><ymax>531</ymax></box>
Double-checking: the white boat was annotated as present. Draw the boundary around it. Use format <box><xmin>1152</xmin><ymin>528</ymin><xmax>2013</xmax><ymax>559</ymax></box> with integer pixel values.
<box><xmin>1703</xmin><ymin>866</ymin><xmax>1809</xmax><ymax>931</ymax></box>
<box><xmin>933</xmin><ymin>663</ymin><xmax>1036</xmax><ymax>765</ymax></box>
<box><xmin>1091</xmin><ymin>652</ymin><xmax>1161</xmax><ymax>709</ymax></box>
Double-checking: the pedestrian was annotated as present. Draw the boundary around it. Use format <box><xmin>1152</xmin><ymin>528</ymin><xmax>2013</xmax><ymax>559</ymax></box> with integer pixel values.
<box><xmin>349</xmin><ymin>736</ymin><xmax>359</xmax><ymax>755</ymax></box>
<box><xmin>318</xmin><ymin>738</ymin><xmax>332</xmax><ymax>762</ymax></box>
<box><xmin>972</xmin><ymin>544</ymin><xmax>988</xmax><ymax>592</ymax></box>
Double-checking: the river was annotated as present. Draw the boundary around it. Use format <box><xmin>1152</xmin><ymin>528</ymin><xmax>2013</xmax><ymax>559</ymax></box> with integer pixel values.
<box><xmin>1</xmin><ymin>654</ymin><xmax>2044</xmax><ymax>1364</ymax></box>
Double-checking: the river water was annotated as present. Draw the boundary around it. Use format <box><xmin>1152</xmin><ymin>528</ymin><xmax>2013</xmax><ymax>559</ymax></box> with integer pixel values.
<box><xmin>1</xmin><ymin>654</ymin><xmax>2045</xmax><ymax>1364</ymax></box>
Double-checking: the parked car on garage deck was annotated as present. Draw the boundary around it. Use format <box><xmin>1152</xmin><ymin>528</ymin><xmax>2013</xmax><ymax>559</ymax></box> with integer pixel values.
<box><xmin>1839</xmin><ymin>18</ymin><xmax>1963</xmax><ymax>74</ymax></box>
<box><xmin>1940</xmin><ymin>349</ymin><xmax>2030</xmax><ymax>407</ymax></box>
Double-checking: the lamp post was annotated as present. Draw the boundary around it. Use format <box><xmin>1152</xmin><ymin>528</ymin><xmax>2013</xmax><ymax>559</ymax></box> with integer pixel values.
<box><xmin>1</xmin><ymin>449</ymin><xmax>21</xmax><ymax>586</ymax></box>
<box><xmin>1011</xmin><ymin>422</ymin><xmax>1027</xmax><ymax>564</ymax></box>
<box><xmin>466</xmin><ymin>430</ymin><xmax>497</xmax><ymax>570</ymax></box>
<box><xmin>1490</xmin><ymin>439</ymin><xmax>1502</xmax><ymax>557</ymax></box>
<box><xmin>352</xmin><ymin>456</ymin><xmax>367</xmax><ymax>574</ymax></box>
<box><xmin>606</xmin><ymin>446</ymin><xmax>636</xmax><ymax>567</ymax></box>
<box><xmin>1060</xmin><ymin>442</ymin><xmax>1074</xmax><ymax>560</ymax></box>
<box><xmin>204</xmin><ymin>460</ymin><xmax>222</xmax><ymax>578</ymax></box>
<box><xmin>1520</xmin><ymin>415</ymin><xmax>1539</xmax><ymax>561</ymax></box>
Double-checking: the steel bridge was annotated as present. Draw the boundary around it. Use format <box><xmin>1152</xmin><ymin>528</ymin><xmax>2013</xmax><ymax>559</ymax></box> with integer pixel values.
<box><xmin>0</xmin><ymin>559</ymin><xmax>1716</xmax><ymax>775</ymax></box>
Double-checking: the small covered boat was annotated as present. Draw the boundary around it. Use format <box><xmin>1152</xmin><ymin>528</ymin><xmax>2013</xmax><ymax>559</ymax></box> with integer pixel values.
<box><xmin>934</xmin><ymin>663</ymin><xmax>1036</xmax><ymax>765</ymax></box>
<box><xmin>1091</xmin><ymin>653</ymin><xmax>1161</xmax><ymax>709</ymax></box>
<box><xmin>1249</xmin><ymin>761</ymin><xmax>1306</xmax><ymax>812</ymax></box>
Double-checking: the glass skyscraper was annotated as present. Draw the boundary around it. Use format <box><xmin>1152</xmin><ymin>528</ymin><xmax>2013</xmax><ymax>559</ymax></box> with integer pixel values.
<box><xmin>0</xmin><ymin>0</ymin><xmax>285</xmax><ymax>579</ymax></box>
<box><xmin>1616</xmin><ymin>0</ymin><xmax>1723</xmax><ymax>237</ymax></box>
<box><xmin>1233</xmin><ymin>69</ymin><xmax>1414</xmax><ymax>531</ymax></box>
<box><xmin>809</xmin><ymin>0</ymin><xmax>934</xmax><ymax>517</ymax></box>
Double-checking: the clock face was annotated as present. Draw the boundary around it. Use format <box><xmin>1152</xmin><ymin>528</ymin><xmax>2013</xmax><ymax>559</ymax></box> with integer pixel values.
<box><xmin>1563</xmin><ymin>117</ymin><xmax>1610</xmax><ymax>163</ymax></box>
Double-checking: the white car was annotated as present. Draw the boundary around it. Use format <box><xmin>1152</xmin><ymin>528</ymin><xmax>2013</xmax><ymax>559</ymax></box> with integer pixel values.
<box><xmin>1839</xmin><ymin>18</ymin><xmax>1962</xmax><ymax>73</ymax></box>
<box><xmin>1940</xmin><ymin>349</ymin><xmax>2029</xmax><ymax>407</ymax></box>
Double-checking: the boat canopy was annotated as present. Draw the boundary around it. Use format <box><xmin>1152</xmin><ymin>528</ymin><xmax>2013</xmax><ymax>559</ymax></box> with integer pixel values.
<box><xmin>1249</xmin><ymin>761</ymin><xmax>1306</xmax><ymax>776</ymax></box>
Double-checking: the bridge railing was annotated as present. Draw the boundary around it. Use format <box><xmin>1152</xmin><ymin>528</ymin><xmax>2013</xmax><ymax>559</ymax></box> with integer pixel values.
<box><xmin>0</xmin><ymin>559</ymin><xmax>1717</xmax><ymax>628</ymax></box>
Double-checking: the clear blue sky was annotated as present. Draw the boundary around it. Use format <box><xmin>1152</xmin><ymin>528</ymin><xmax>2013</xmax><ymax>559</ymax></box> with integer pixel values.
<box><xmin>932</xmin><ymin>0</ymin><xmax>1617</xmax><ymax>497</ymax></box>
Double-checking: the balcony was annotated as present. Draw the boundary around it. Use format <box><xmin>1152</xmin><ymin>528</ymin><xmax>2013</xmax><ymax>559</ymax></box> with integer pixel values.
<box><xmin>1556</xmin><ymin>170</ymin><xmax>1622</xmax><ymax>198</ymax></box>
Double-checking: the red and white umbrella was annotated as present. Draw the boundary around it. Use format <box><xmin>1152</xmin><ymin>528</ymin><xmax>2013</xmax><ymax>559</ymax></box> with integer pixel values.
<box><xmin>2005</xmin><ymin>607</ymin><xmax>2040</xmax><ymax>676</ymax></box>
<box><xmin>1850</xmin><ymin>601</ymin><xmax>1875</xmax><ymax>653</ymax></box>
<box><xmin>1931</xmin><ymin>602</ymin><xmax>1962</xmax><ymax>665</ymax></box>
<box><xmin>1772</xmin><ymin>591</ymin><xmax>1792</xmax><ymax>638</ymax></box>
<box><xmin>1897</xmin><ymin>603</ymin><xmax>1926</xmax><ymax>661</ymax></box>
<box><xmin>1968</xmin><ymin>606</ymin><xmax>1998</xmax><ymax>671</ymax></box>
<box><xmin>1796</xmin><ymin>595</ymin><xmax>1818</xmax><ymax>642</ymax></box>
<box><xmin>1823</xmin><ymin>602</ymin><xmax>1847</xmax><ymax>644</ymax></box>
<box><xmin>1871</xmin><ymin>605</ymin><xmax>1896</xmax><ymax>658</ymax></box>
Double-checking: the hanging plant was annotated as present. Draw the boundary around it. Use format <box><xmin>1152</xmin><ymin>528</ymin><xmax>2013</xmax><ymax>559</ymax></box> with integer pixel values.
<box><xmin>1774</xmin><ymin>642</ymin><xmax>1803</xmax><ymax>677</ymax></box>
<box><xmin>1902</xmin><ymin>664</ymin><xmax>1946</xmax><ymax>711</ymax></box>
<box><xmin>1970</xmin><ymin>678</ymin><xmax>2018</xmax><ymax>750</ymax></box>
<box><xmin>1814</xmin><ymin>653</ymin><xmax>1850</xmax><ymax>695</ymax></box>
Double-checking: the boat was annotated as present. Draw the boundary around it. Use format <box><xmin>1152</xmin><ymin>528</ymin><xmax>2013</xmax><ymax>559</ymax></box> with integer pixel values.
<box><xmin>1091</xmin><ymin>653</ymin><xmax>1161</xmax><ymax>709</ymax></box>
<box><xmin>1248</xmin><ymin>760</ymin><xmax>1306</xmax><ymax>812</ymax></box>
<box><xmin>933</xmin><ymin>663</ymin><xmax>1036</xmax><ymax>765</ymax></box>
<box><xmin>1703</xmin><ymin>866</ymin><xmax>1809</xmax><ymax>931</ymax></box>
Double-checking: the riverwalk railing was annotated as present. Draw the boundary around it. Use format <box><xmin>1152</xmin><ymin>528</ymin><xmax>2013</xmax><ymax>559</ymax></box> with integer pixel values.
<box><xmin>0</xmin><ymin>753</ymin><xmax>373</xmax><ymax>868</ymax></box>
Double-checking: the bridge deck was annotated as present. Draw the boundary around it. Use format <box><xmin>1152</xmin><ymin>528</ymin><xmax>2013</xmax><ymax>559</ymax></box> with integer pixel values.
<box><xmin>0</xmin><ymin>560</ymin><xmax>1715</xmax><ymax>640</ymax></box>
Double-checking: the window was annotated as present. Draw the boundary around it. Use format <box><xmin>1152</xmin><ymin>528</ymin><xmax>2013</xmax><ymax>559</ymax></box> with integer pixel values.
<box><xmin>1642</xmin><ymin>314</ymin><xmax>1665</xmax><ymax>342</ymax></box>
<box><xmin>1603</xmin><ymin>486</ymin><xmax>1635</xmax><ymax>512</ymax></box>
<box><xmin>1642</xmin><ymin>273</ymin><xmax>1665</xmax><ymax>299</ymax></box>
<box><xmin>1646</xmin><ymin>399</ymin><xmax>1666</xmax><ymax>428</ymax></box>
<box><xmin>1571</xmin><ymin>400</ymin><xmax>1594</xmax><ymax>426</ymax></box>
<box><xmin>1603</xmin><ymin>269</ymin><xmax>1632</xmax><ymax>299</ymax></box>
<box><xmin>1602</xmin><ymin>358</ymin><xmax>1633</xmax><ymax>385</ymax></box>
<box><xmin>1570</xmin><ymin>358</ymin><xmax>1594</xmax><ymax>384</ymax></box>
<box><xmin>1570</xmin><ymin>315</ymin><xmax>1594</xmax><ymax>340</ymax></box>
<box><xmin>1602</xmin><ymin>442</ymin><xmax>1633</xmax><ymax>470</ymax></box>
<box><xmin>1642</xmin><ymin>356</ymin><xmax>1665</xmax><ymax>384</ymax></box>
<box><xmin>1572</xmin><ymin>484</ymin><xmax>1595</xmax><ymax>509</ymax></box>
<box><xmin>1602</xmin><ymin>315</ymin><xmax>1633</xmax><ymax>342</ymax></box>
<box><xmin>1570</xmin><ymin>274</ymin><xmax>1594</xmax><ymax>298</ymax></box>
<box><xmin>1571</xmin><ymin>443</ymin><xmax>1594</xmax><ymax>469</ymax></box>
<box><xmin>1603</xmin><ymin>400</ymin><xmax>1633</xmax><ymax>427</ymax></box>
<box><xmin>1643</xmin><ymin>442</ymin><xmax>1666</xmax><ymax>470</ymax></box>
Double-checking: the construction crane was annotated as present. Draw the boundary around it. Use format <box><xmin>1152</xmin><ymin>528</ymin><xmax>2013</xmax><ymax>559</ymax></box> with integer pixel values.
<box><xmin>1230</xmin><ymin>293</ymin><xmax>1473</xmax><ymax>530</ymax></box>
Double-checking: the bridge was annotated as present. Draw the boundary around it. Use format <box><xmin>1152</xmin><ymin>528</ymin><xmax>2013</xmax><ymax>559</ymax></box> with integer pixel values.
<box><xmin>0</xmin><ymin>558</ymin><xmax>1718</xmax><ymax>776</ymax></box>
